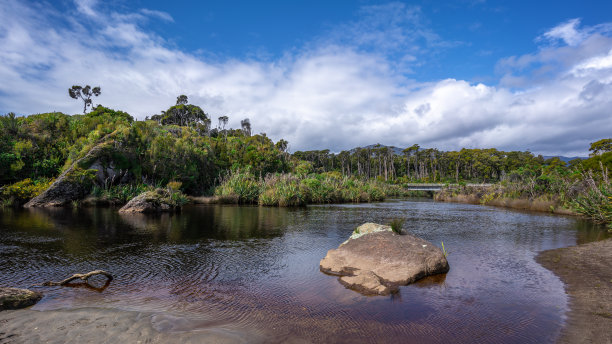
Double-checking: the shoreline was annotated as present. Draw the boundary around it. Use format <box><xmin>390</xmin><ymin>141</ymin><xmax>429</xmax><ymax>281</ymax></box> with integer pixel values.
<box><xmin>0</xmin><ymin>307</ymin><xmax>261</xmax><ymax>344</ymax></box>
<box><xmin>434</xmin><ymin>193</ymin><xmax>578</xmax><ymax>216</ymax></box>
<box><xmin>536</xmin><ymin>238</ymin><xmax>612</xmax><ymax>344</ymax></box>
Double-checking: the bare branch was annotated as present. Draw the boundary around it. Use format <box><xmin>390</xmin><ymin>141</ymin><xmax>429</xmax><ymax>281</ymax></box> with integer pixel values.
<box><xmin>40</xmin><ymin>270</ymin><xmax>113</xmax><ymax>286</ymax></box>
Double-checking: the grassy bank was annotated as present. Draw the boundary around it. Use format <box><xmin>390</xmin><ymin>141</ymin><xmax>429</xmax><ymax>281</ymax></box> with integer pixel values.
<box><xmin>214</xmin><ymin>170</ymin><xmax>426</xmax><ymax>206</ymax></box>
<box><xmin>435</xmin><ymin>169</ymin><xmax>611</xmax><ymax>230</ymax></box>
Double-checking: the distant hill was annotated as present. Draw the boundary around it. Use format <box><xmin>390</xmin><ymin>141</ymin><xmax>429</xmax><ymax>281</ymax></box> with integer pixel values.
<box><xmin>542</xmin><ymin>156</ymin><xmax>587</xmax><ymax>163</ymax></box>
<box><xmin>351</xmin><ymin>145</ymin><xmax>588</xmax><ymax>163</ymax></box>
<box><xmin>354</xmin><ymin>144</ymin><xmax>405</xmax><ymax>155</ymax></box>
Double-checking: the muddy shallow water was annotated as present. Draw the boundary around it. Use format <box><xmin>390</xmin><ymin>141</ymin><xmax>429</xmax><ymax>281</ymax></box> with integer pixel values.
<box><xmin>0</xmin><ymin>199</ymin><xmax>609</xmax><ymax>343</ymax></box>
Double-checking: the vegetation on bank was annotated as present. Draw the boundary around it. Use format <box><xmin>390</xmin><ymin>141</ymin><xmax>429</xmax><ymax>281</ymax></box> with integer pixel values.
<box><xmin>435</xmin><ymin>162</ymin><xmax>611</xmax><ymax>229</ymax></box>
<box><xmin>214</xmin><ymin>169</ymin><xmax>424</xmax><ymax>206</ymax></box>
<box><xmin>0</xmin><ymin>90</ymin><xmax>610</xmax><ymax>227</ymax></box>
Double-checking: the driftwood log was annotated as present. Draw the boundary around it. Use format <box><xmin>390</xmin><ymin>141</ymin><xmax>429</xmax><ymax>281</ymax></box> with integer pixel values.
<box><xmin>41</xmin><ymin>270</ymin><xmax>113</xmax><ymax>286</ymax></box>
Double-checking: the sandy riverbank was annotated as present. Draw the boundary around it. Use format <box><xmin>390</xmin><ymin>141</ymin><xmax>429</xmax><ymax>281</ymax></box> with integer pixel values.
<box><xmin>537</xmin><ymin>238</ymin><xmax>612</xmax><ymax>344</ymax></box>
<box><xmin>0</xmin><ymin>307</ymin><xmax>268</xmax><ymax>344</ymax></box>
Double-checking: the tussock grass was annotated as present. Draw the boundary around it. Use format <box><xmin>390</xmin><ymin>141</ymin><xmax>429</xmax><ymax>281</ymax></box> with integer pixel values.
<box><xmin>388</xmin><ymin>218</ymin><xmax>406</xmax><ymax>234</ymax></box>
<box><xmin>214</xmin><ymin>170</ymin><xmax>407</xmax><ymax>206</ymax></box>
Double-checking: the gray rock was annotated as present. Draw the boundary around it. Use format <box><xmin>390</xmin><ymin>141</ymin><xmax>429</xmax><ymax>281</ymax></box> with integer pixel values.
<box><xmin>24</xmin><ymin>143</ymin><xmax>109</xmax><ymax>208</ymax></box>
<box><xmin>0</xmin><ymin>288</ymin><xmax>42</xmax><ymax>311</ymax></box>
<box><xmin>23</xmin><ymin>170</ymin><xmax>92</xmax><ymax>207</ymax></box>
<box><xmin>24</xmin><ymin>141</ymin><xmax>134</xmax><ymax>208</ymax></box>
<box><xmin>89</xmin><ymin>160</ymin><xmax>132</xmax><ymax>186</ymax></box>
<box><xmin>320</xmin><ymin>223</ymin><xmax>449</xmax><ymax>295</ymax></box>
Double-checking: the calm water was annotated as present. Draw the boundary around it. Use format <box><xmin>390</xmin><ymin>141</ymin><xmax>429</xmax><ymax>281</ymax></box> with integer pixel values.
<box><xmin>0</xmin><ymin>199</ymin><xmax>609</xmax><ymax>343</ymax></box>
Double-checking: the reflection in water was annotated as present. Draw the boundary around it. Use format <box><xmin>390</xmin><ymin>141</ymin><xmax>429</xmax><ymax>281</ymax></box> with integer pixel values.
<box><xmin>0</xmin><ymin>200</ymin><xmax>609</xmax><ymax>343</ymax></box>
<box><xmin>60</xmin><ymin>279</ymin><xmax>112</xmax><ymax>293</ymax></box>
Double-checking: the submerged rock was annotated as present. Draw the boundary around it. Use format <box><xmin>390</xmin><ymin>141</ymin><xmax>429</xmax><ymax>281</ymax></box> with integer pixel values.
<box><xmin>0</xmin><ymin>288</ymin><xmax>42</xmax><ymax>311</ymax></box>
<box><xmin>119</xmin><ymin>189</ymin><xmax>180</xmax><ymax>213</ymax></box>
<box><xmin>320</xmin><ymin>223</ymin><xmax>449</xmax><ymax>295</ymax></box>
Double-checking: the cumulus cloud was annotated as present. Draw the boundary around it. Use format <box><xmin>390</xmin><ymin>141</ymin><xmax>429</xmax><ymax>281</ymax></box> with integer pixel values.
<box><xmin>0</xmin><ymin>0</ymin><xmax>610</xmax><ymax>156</ymax></box>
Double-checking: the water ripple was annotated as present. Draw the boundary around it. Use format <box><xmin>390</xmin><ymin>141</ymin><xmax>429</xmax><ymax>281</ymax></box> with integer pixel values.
<box><xmin>1</xmin><ymin>202</ymin><xmax>608</xmax><ymax>343</ymax></box>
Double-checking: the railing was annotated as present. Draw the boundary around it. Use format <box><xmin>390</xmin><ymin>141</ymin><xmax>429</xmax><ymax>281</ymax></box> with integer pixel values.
<box><xmin>402</xmin><ymin>183</ymin><xmax>493</xmax><ymax>191</ymax></box>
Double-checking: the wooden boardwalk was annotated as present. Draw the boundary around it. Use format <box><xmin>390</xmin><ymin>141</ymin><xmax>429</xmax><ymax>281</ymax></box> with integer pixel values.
<box><xmin>402</xmin><ymin>183</ymin><xmax>493</xmax><ymax>191</ymax></box>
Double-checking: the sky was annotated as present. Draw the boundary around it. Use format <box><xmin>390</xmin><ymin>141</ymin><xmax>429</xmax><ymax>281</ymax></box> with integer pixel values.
<box><xmin>0</xmin><ymin>0</ymin><xmax>611</xmax><ymax>156</ymax></box>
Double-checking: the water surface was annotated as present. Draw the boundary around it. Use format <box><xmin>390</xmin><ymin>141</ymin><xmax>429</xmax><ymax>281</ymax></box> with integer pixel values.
<box><xmin>0</xmin><ymin>199</ymin><xmax>609</xmax><ymax>343</ymax></box>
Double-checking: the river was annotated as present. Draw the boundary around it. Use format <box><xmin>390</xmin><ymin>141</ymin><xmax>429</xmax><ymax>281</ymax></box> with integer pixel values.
<box><xmin>0</xmin><ymin>199</ymin><xmax>609</xmax><ymax>343</ymax></box>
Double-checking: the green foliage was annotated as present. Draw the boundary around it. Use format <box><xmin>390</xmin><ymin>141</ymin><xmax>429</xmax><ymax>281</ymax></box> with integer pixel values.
<box><xmin>0</xmin><ymin>102</ymin><xmax>290</xmax><ymax>199</ymax></box>
<box><xmin>151</xmin><ymin>97</ymin><xmax>209</xmax><ymax>128</ymax></box>
<box><xmin>213</xmin><ymin>170</ymin><xmax>398</xmax><ymax>206</ymax></box>
<box><xmin>589</xmin><ymin>138</ymin><xmax>612</xmax><ymax>156</ymax></box>
<box><xmin>293</xmin><ymin>160</ymin><xmax>314</xmax><ymax>175</ymax></box>
<box><xmin>1</xmin><ymin>178</ymin><xmax>52</xmax><ymax>207</ymax></box>
<box><xmin>581</xmin><ymin>152</ymin><xmax>612</xmax><ymax>174</ymax></box>
<box><xmin>91</xmin><ymin>183</ymin><xmax>152</xmax><ymax>204</ymax></box>
<box><xmin>259</xmin><ymin>174</ymin><xmax>305</xmax><ymax>206</ymax></box>
<box><xmin>65</xmin><ymin>167</ymin><xmax>97</xmax><ymax>191</ymax></box>
<box><xmin>68</xmin><ymin>85</ymin><xmax>101</xmax><ymax>114</ymax></box>
<box><xmin>3</xmin><ymin>97</ymin><xmax>612</xmax><ymax>232</ymax></box>
<box><xmin>388</xmin><ymin>218</ymin><xmax>406</xmax><ymax>234</ymax></box>
<box><xmin>215</xmin><ymin>169</ymin><xmax>261</xmax><ymax>204</ymax></box>
<box><xmin>570</xmin><ymin>170</ymin><xmax>611</xmax><ymax>228</ymax></box>
<box><xmin>141</xmin><ymin>187</ymin><xmax>189</xmax><ymax>209</ymax></box>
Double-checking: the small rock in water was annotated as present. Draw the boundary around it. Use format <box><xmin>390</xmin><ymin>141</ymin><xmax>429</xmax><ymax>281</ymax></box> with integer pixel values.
<box><xmin>0</xmin><ymin>288</ymin><xmax>43</xmax><ymax>311</ymax></box>
<box><xmin>320</xmin><ymin>222</ymin><xmax>449</xmax><ymax>296</ymax></box>
<box><xmin>119</xmin><ymin>189</ymin><xmax>176</xmax><ymax>213</ymax></box>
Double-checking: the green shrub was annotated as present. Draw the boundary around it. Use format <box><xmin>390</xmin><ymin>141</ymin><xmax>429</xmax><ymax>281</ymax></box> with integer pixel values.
<box><xmin>215</xmin><ymin>169</ymin><xmax>260</xmax><ymax>204</ymax></box>
<box><xmin>91</xmin><ymin>183</ymin><xmax>152</xmax><ymax>204</ymax></box>
<box><xmin>388</xmin><ymin>218</ymin><xmax>406</xmax><ymax>234</ymax></box>
<box><xmin>65</xmin><ymin>167</ymin><xmax>97</xmax><ymax>191</ymax></box>
<box><xmin>140</xmin><ymin>187</ymin><xmax>189</xmax><ymax>209</ymax></box>
<box><xmin>259</xmin><ymin>174</ymin><xmax>305</xmax><ymax>206</ymax></box>
<box><xmin>571</xmin><ymin>170</ymin><xmax>611</xmax><ymax>228</ymax></box>
<box><xmin>1</xmin><ymin>178</ymin><xmax>52</xmax><ymax>206</ymax></box>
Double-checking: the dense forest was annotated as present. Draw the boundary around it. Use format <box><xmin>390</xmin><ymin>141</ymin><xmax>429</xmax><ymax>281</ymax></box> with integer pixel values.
<box><xmin>0</xmin><ymin>94</ymin><xmax>610</xmax><ymax>227</ymax></box>
<box><xmin>294</xmin><ymin>143</ymin><xmax>610</xmax><ymax>184</ymax></box>
<box><xmin>0</xmin><ymin>96</ymin><xmax>288</xmax><ymax>195</ymax></box>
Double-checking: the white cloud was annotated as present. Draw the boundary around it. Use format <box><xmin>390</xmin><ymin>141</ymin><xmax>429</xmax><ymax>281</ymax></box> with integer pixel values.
<box><xmin>538</xmin><ymin>18</ymin><xmax>612</xmax><ymax>47</ymax></box>
<box><xmin>0</xmin><ymin>1</ymin><xmax>610</xmax><ymax>156</ymax></box>
<box><xmin>140</xmin><ymin>9</ymin><xmax>174</xmax><ymax>22</ymax></box>
<box><xmin>540</xmin><ymin>18</ymin><xmax>586</xmax><ymax>46</ymax></box>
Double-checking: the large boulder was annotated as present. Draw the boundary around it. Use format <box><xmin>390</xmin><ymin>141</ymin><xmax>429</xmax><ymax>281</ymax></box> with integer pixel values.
<box><xmin>23</xmin><ymin>167</ymin><xmax>95</xmax><ymax>207</ymax></box>
<box><xmin>320</xmin><ymin>223</ymin><xmax>449</xmax><ymax>295</ymax></box>
<box><xmin>0</xmin><ymin>288</ymin><xmax>42</xmax><ymax>311</ymax></box>
<box><xmin>119</xmin><ymin>189</ymin><xmax>179</xmax><ymax>213</ymax></box>
<box><xmin>24</xmin><ymin>141</ymin><xmax>135</xmax><ymax>208</ymax></box>
<box><xmin>24</xmin><ymin>143</ymin><xmax>109</xmax><ymax>208</ymax></box>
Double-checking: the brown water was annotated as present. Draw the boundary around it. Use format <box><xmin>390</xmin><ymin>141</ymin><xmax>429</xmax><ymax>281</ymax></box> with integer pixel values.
<box><xmin>0</xmin><ymin>199</ymin><xmax>609</xmax><ymax>343</ymax></box>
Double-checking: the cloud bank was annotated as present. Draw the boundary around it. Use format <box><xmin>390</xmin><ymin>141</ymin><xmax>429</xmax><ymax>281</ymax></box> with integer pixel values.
<box><xmin>0</xmin><ymin>1</ymin><xmax>610</xmax><ymax>156</ymax></box>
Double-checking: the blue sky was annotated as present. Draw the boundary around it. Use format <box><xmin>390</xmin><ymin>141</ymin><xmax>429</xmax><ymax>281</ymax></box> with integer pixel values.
<box><xmin>1</xmin><ymin>0</ymin><xmax>611</xmax><ymax>155</ymax></box>
<box><xmin>63</xmin><ymin>0</ymin><xmax>612</xmax><ymax>82</ymax></box>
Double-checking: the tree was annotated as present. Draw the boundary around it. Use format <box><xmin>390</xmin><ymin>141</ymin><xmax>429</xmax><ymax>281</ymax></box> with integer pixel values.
<box><xmin>275</xmin><ymin>139</ymin><xmax>288</xmax><ymax>152</ymax></box>
<box><xmin>68</xmin><ymin>85</ymin><xmax>101</xmax><ymax>114</ymax></box>
<box><xmin>240</xmin><ymin>118</ymin><xmax>251</xmax><ymax>136</ymax></box>
<box><xmin>218</xmin><ymin>116</ymin><xmax>228</xmax><ymax>131</ymax></box>
<box><xmin>150</xmin><ymin>95</ymin><xmax>209</xmax><ymax>128</ymax></box>
<box><xmin>0</xmin><ymin>112</ymin><xmax>19</xmax><ymax>136</ymax></box>
<box><xmin>176</xmin><ymin>95</ymin><xmax>188</xmax><ymax>105</ymax></box>
<box><xmin>589</xmin><ymin>138</ymin><xmax>612</xmax><ymax>156</ymax></box>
